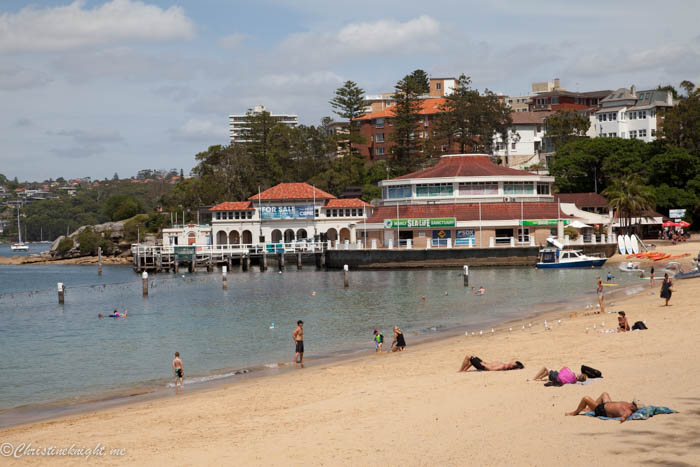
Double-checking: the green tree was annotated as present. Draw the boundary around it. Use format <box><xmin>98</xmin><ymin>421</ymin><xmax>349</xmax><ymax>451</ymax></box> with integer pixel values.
<box><xmin>663</xmin><ymin>81</ymin><xmax>700</xmax><ymax>155</ymax></box>
<box><xmin>407</xmin><ymin>69</ymin><xmax>430</xmax><ymax>94</ymax></box>
<box><xmin>103</xmin><ymin>194</ymin><xmax>145</xmax><ymax>221</ymax></box>
<box><xmin>188</xmin><ymin>144</ymin><xmax>256</xmax><ymax>205</ymax></box>
<box><xmin>602</xmin><ymin>175</ymin><xmax>656</xmax><ymax>235</ymax></box>
<box><xmin>330</xmin><ymin>81</ymin><xmax>365</xmax><ymax>154</ymax></box>
<box><xmin>390</xmin><ymin>73</ymin><xmax>425</xmax><ymax>175</ymax></box>
<box><xmin>56</xmin><ymin>237</ymin><xmax>74</xmax><ymax>256</ymax></box>
<box><xmin>544</xmin><ymin>110</ymin><xmax>590</xmax><ymax>151</ymax></box>
<box><xmin>434</xmin><ymin>74</ymin><xmax>513</xmax><ymax>155</ymax></box>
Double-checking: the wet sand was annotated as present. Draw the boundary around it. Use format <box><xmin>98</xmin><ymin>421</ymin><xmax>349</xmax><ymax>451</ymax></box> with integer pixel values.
<box><xmin>1</xmin><ymin>243</ymin><xmax>699</xmax><ymax>465</ymax></box>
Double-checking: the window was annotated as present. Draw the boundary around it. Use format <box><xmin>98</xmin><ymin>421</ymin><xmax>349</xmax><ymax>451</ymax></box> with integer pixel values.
<box><xmin>601</xmin><ymin>114</ymin><xmax>607</xmax><ymax>121</ymax></box>
<box><xmin>517</xmin><ymin>228</ymin><xmax>530</xmax><ymax>243</ymax></box>
<box><xmin>332</xmin><ymin>209</ymin><xmax>337</xmax><ymax>217</ymax></box>
<box><xmin>610</xmin><ymin>112</ymin><xmax>617</xmax><ymax>120</ymax></box>
<box><xmin>630</xmin><ymin>112</ymin><xmax>636</xmax><ymax>120</ymax></box>
<box><xmin>345</xmin><ymin>209</ymin><xmax>350</xmax><ymax>216</ymax></box>
<box><xmin>511</xmin><ymin>142</ymin><xmax>516</xmax><ymax>150</ymax></box>
<box><xmin>375</xmin><ymin>118</ymin><xmax>384</xmax><ymax>128</ymax></box>
<box><xmin>326</xmin><ymin>209</ymin><xmax>331</xmax><ymax>217</ymax></box>
<box><xmin>416</xmin><ymin>183</ymin><xmax>454</xmax><ymax>197</ymax></box>
<box><xmin>247</xmin><ymin>211</ymin><xmax>252</xmax><ymax>219</ymax></box>
<box><xmin>536</xmin><ymin>125</ymin><xmax>542</xmax><ymax>133</ymax></box>
<box><xmin>440</xmin><ymin>144</ymin><xmax>447</xmax><ymax>152</ymax></box>
<box><xmin>338</xmin><ymin>209</ymin><xmax>344</xmax><ymax>217</ymax></box>
<box><xmin>235</xmin><ymin>212</ymin><xmax>240</xmax><ymax>219</ymax></box>
<box><xmin>551</xmin><ymin>97</ymin><xmax>559</xmax><ymax>104</ymax></box>
<box><xmin>640</xmin><ymin>110</ymin><xmax>646</xmax><ymax>119</ymax></box>
<box><xmin>459</xmin><ymin>182</ymin><xmax>498</xmax><ymax>196</ymax></box>
<box><xmin>639</xmin><ymin>129</ymin><xmax>647</xmax><ymax>138</ymax></box>
<box><xmin>630</xmin><ymin>130</ymin><xmax>637</xmax><ymax>139</ymax></box>
<box><xmin>216</xmin><ymin>212</ymin><xmax>221</xmax><ymax>220</ymax></box>
<box><xmin>436</xmin><ymin>82</ymin><xmax>442</xmax><ymax>90</ymax></box>
<box><xmin>351</xmin><ymin>209</ymin><xmax>357</xmax><ymax>216</ymax></box>
<box><xmin>650</xmin><ymin>110</ymin><xmax>656</xmax><ymax>118</ymax></box>
<box><xmin>376</xmin><ymin>133</ymin><xmax>384</xmax><ymax>143</ymax></box>
<box><xmin>621</xmin><ymin>131</ymin><xmax>626</xmax><ymax>138</ymax></box>
<box><xmin>375</xmin><ymin>147</ymin><xmax>385</xmax><ymax>156</ymax></box>
<box><xmin>651</xmin><ymin>128</ymin><xmax>656</xmax><ymax>137</ymax></box>
<box><xmin>387</xmin><ymin>185</ymin><xmax>412</xmax><ymax>199</ymax></box>
<box><xmin>504</xmin><ymin>182</ymin><xmax>534</xmax><ymax>195</ymax></box>
<box><xmin>536</xmin><ymin>183</ymin><xmax>550</xmax><ymax>195</ymax></box>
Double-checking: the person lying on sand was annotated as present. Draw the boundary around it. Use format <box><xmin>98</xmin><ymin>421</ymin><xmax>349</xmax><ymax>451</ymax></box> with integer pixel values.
<box><xmin>566</xmin><ymin>392</ymin><xmax>639</xmax><ymax>423</ymax></box>
<box><xmin>533</xmin><ymin>366</ymin><xmax>587</xmax><ymax>385</ymax></box>
<box><xmin>458</xmin><ymin>354</ymin><xmax>524</xmax><ymax>372</ymax></box>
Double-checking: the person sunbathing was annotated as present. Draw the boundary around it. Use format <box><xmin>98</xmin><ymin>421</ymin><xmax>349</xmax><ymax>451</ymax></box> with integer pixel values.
<box><xmin>566</xmin><ymin>392</ymin><xmax>639</xmax><ymax>423</ymax></box>
<box><xmin>458</xmin><ymin>354</ymin><xmax>524</xmax><ymax>372</ymax></box>
<box><xmin>533</xmin><ymin>366</ymin><xmax>587</xmax><ymax>385</ymax></box>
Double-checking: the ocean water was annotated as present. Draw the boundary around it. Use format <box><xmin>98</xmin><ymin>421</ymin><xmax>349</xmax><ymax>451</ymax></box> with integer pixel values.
<box><xmin>0</xmin><ymin>242</ymin><xmax>51</xmax><ymax>257</ymax></box>
<box><xmin>0</xmin><ymin>262</ymin><xmax>643</xmax><ymax>418</ymax></box>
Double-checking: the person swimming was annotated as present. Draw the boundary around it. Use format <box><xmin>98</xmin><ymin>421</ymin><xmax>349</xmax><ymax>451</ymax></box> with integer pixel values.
<box><xmin>474</xmin><ymin>286</ymin><xmax>485</xmax><ymax>296</ymax></box>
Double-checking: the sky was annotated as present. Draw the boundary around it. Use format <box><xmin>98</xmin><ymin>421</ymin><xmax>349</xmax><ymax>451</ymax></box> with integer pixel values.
<box><xmin>1</xmin><ymin>0</ymin><xmax>699</xmax><ymax>181</ymax></box>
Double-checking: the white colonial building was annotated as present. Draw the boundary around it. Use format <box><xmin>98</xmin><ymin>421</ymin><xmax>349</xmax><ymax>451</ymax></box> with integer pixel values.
<box><xmin>592</xmin><ymin>86</ymin><xmax>675</xmax><ymax>142</ymax></box>
<box><xmin>208</xmin><ymin>183</ymin><xmax>370</xmax><ymax>246</ymax></box>
<box><xmin>493</xmin><ymin>112</ymin><xmax>550</xmax><ymax>169</ymax></box>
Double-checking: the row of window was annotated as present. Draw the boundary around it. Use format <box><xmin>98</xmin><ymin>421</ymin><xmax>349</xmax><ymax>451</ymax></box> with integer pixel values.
<box><xmin>325</xmin><ymin>208</ymin><xmax>364</xmax><ymax>217</ymax></box>
<box><xmin>384</xmin><ymin>182</ymin><xmax>551</xmax><ymax>198</ymax></box>
<box><xmin>597</xmin><ymin>109</ymin><xmax>656</xmax><ymax>121</ymax></box>
<box><xmin>216</xmin><ymin>211</ymin><xmax>253</xmax><ymax>220</ymax></box>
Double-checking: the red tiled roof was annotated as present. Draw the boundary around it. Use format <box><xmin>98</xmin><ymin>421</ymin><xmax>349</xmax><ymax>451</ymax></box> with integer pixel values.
<box><xmin>355</xmin><ymin>98</ymin><xmax>446</xmax><ymax>120</ymax></box>
<box><xmin>325</xmin><ymin>198</ymin><xmax>370</xmax><ymax>208</ymax></box>
<box><xmin>210</xmin><ymin>201</ymin><xmax>254</xmax><ymax>211</ymax></box>
<box><xmin>248</xmin><ymin>183</ymin><xmax>336</xmax><ymax>201</ymax></box>
<box><xmin>363</xmin><ymin>202</ymin><xmax>565</xmax><ymax>223</ymax></box>
<box><xmin>392</xmin><ymin>155</ymin><xmax>538</xmax><ymax>180</ymax></box>
<box><xmin>555</xmin><ymin>193</ymin><xmax>609</xmax><ymax>208</ymax></box>
<box><xmin>510</xmin><ymin>111</ymin><xmax>552</xmax><ymax>124</ymax></box>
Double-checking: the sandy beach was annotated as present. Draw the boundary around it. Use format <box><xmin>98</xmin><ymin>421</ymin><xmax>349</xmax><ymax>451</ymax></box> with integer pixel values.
<box><xmin>2</xmin><ymin>243</ymin><xmax>699</xmax><ymax>466</ymax></box>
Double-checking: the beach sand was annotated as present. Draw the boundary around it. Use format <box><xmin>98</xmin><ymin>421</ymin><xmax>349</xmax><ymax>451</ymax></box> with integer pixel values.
<box><xmin>2</xmin><ymin>243</ymin><xmax>699</xmax><ymax>466</ymax></box>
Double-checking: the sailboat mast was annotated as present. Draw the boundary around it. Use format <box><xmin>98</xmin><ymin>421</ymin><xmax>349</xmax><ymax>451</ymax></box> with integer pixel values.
<box><xmin>17</xmin><ymin>207</ymin><xmax>22</xmax><ymax>243</ymax></box>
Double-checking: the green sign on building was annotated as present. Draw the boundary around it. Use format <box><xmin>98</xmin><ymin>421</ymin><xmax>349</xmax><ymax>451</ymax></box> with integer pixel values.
<box><xmin>521</xmin><ymin>219</ymin><xmax>570</xmax><ymax>226</ymax></box>
<box><xmin>384</xmin><ymin>217</ymin><xmax>456</xmax><ymax>229</ymax></box>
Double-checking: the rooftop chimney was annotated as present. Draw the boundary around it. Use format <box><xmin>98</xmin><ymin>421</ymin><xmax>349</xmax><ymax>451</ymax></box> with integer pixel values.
<box><xmin>630</xmin><ymin>85</ymin><xmax>636</xmax><ymax>96</ymax></box>
<box><xmin>553</xmin><ymin>78</ymin><xmax>561</xmax><ymax>89</ymax></box>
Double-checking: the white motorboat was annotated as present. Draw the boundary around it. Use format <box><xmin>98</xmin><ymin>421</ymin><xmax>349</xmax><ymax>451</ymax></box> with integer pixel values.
<box><xmin>10</xmin><ymin>207</ymin><xmax>29</xmax><ymax>251</ymax></box>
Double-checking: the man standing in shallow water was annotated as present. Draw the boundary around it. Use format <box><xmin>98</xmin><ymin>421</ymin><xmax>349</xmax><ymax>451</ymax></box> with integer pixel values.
<box><xmin>172</xmin><ymin>352</ymin><xmax>184</xmax><ymax>393</ymax></box>
<box><xmin>293</xmin><ymin>320</ymin><xmax>304</xmax><ymax>368</ymax></box>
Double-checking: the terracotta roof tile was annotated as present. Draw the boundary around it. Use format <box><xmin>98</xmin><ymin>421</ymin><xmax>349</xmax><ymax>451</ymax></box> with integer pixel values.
<box><xmin>325</xmin><ymin>198</ymin><xmax>370</xmax><ymax>208</ymax></box>
<box><xmin>363</xmin><ymin>202</ymin><xmax>565</xmax><ymax>223</ymax></box>
<box><xmin>555</xmin><ymin>193</ymin><xmax>609</xmax><ymax>208</ymax></box>
<box><xmin>210</xmin><ymin>201</ymin><xmax>254</xmax><ymax>211</ymax></box>
<box><xmin>510</xmin><ymin>111</ymin><xmax>552</xmax><ymax>125</ymax></box>
<box><xmin>355</xmin><ymin>98</ymin><xmax>446</xmax><ymax>120</ymax></box>
<box><xmin>392</xmin><ymin>155</ymin><xmax>538</xmax><ymax>180</ymax></box>
<box><xmin>248</xmin><ymin>183</ymin><xmax>336</xmax><ymax>201</ymax></box>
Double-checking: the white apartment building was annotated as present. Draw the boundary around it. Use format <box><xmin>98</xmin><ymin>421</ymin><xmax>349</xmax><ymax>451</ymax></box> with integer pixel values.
<box><xmin>493</xmin><ymin>112</ymin><xmax>551</xmax><ymax>169</ymax></box>
<box><xmin>228</xmin><ymin>105</ymin><xmax>298</xmax><ymax>144</ymax></box>
<box><xmin>592</xmin><ymin>86</ymin><xmax>675</xmax><ymax>142</ymax></box>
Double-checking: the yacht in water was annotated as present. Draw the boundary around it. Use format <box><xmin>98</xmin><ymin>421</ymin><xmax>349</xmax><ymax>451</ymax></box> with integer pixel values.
<box><xmin>10</xmin><ymin>207</ymin><xmax>29</xmax><ymax>251</ymax></box>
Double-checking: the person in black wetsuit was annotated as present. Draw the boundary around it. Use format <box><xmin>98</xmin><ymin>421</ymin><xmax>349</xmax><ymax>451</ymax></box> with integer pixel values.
<box><xmin>660</xmin><ymin>273</ymin><xmax>673</xmax><ymax>306</ymax></box>
<box><xmin>391</xmin><ymin>326</ymin><xmax>406</xmax><ymax>352</ymax></box>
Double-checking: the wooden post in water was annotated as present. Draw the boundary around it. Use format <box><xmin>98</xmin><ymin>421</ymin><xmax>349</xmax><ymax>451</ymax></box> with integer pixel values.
<box><xmin>261</xmin><ymin>252</ymin><xmax>267</xmax><ymax>272</ymax></box>
<box><xmin>297</xmin><ymin>252</ymin><xmax>302</xmax><ymax>270</ymax></box>
<box><xmin>278</xmin><ymin>253</ymin><xmax>285</xmax><ymax>271</ymax></box>
<box><xmin>320</xmin><ymin>252</ymin><xmax>326</xmax><ymax>269</ymax></box>
<box><xmin>222</xmin><ymin>265</ymin><xmax>228</xmax><ymax>290</ymax></box>
<box><xmin>142</xmin><ymin>271</ymin><xmax>149</xmax><ymax>297</ymax></box>
<box><xmin>343</xmin><ymin>264</ymin><xmax>349</xmax><ymax>288</ymax></box>
<box><xmin>463</xmin><ymin>265</ymin><xmax>469</xmax><ymax>287</ymax></box>
<box><xmin>97</xmin><ymin>247</ymin><xmax>103</xmax><ymax>276</ymax></box>
<box><xmin>57</xmin><ymin>282</ymin><xmax>65</xmax><ymax>304</ymax></box>
<box><xmin>242</xmin><ymin>255</ymin><xmax>249</xmax><ymax>271</ymax></box>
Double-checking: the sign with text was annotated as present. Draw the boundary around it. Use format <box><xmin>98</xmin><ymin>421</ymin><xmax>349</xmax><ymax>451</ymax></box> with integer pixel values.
<box><xmin>260</xmin><ymin>205</ymin><xmax>314</xmax><ymax>220</ymax></box>
<box><xmin>383</xmin><ymin>217</ymin><xmax>456</xmax><ymax>229</ymax></box>
<box><xmin>669</xmin><ymin>209</ymin><xmax>686</xmax><ymax>219</ymax></box>
<box><xmin>456</xmin><ymin>229</ymin><xmax>475</xmax><ymax>245</ymax></box>
<box><xmin>522</xmin><ymin>219</ymin><xmax>570</xmax><ymax>226</ymax></box>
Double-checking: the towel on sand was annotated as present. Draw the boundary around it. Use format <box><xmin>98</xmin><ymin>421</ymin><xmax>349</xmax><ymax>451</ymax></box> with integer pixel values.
<box><xmin>584</xmin><ymin>406</ymin><xmax>677</xmax><ymax>421</ymax></box>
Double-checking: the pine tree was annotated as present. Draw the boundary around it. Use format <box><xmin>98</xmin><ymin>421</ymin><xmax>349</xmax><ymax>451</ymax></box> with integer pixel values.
<box><xmin>329</xmin><ymin>81</ymin><xmax>365</xmax><ymax>154</ymax></box>
<box><xmin>389</xmin><ymin>73</ymin><xmax>425</xmax><ymax>175</ymax></box>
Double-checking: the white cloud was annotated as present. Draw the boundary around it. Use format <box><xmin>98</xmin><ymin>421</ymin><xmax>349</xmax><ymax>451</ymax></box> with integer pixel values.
<box><xmin>219</xmin><ymin>33</ymin><xmax>246</xmax><ymax>49</ymax></box>
<box><xmin>0</xmin><ymin>64</ymin><xmax>51</xmax><ymax>90</ymax></box>
<box><xmin>0</xmin><ymin>0</ymin><xmax>195</xmax><ymax>53</ymax></box>
<box><xmin>262</xmin><ymin>71</ymin><xmax>343</xmax><ymax>88</ymax></box>
<box><xmin>569</xmin><ymin>44</ymin><xmax>700</xmax><ymax>77</ymax></box>
<box><xmin>171</xmin><ymin>119</ymin><xmax>228</xmax><ymax>142</ymax></box>
<box><xmin>52</xmin><ymin>143</ymin><xmax>105</xmax><ymax>159</ymax></box>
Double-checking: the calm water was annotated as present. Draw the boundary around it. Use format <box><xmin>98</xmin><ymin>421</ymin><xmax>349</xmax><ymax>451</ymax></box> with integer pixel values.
<box><xmin>0</xmin><ymin>262</ymin><xmax>643</xmax><ymax>416</ymax></box>
<box><xmin>0</xmin><ymin>242</ymin><xmax>51</xmax><ymax>257</ymax></box>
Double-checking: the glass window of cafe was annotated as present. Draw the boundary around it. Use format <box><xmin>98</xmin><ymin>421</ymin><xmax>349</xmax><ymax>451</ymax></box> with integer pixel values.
<box><xmin>458</xmin><ymin>182</ymin><xmax>498</xmax><ymax>196</ymax></box>
<box><xmin>416</xmin><ymin>183</ymin><xmax>453</xmax><ymax>197</ymax></box>
<box><xmin>504</xmin><ymin>182</ymin><xmax>534</xmax><ymax>195</ymax></box>
<box><xmin>386</xmin><ymin>185</ymin><xmax>412</xmax><ymax>199</ymax></box>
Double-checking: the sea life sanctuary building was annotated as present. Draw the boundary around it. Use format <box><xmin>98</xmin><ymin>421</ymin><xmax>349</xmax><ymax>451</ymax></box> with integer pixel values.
<box><xmin>359</xmin><ymin>154</ymin><xmax>573</xmax><ymax>248</ymax></box>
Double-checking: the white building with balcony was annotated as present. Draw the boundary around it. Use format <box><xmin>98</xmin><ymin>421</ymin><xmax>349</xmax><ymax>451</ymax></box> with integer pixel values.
<box><xmin>592</xmin><ymin>86</ymin><xmax>675</xmax><ymax>142</ymax></box>
<box><xmin>228</xmin><ymin>105</ymin><xmax>298</xmax><ymax>144</ymax></box>
<box><xmin>493</xmin><ymin>112</ymin><xmax>551</xmax><ymax>169</ymax></box>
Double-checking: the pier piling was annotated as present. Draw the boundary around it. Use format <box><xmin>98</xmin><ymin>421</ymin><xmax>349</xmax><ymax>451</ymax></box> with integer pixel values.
<box><xmin>97</xmin><ymin>247</ymin><xmax>102</xmax><ymax>276</ymax></box>
<box><xmin>463</xmin><ymin>265</ymin><xmax>469</xmax><ymax>286</ymax></box>
<box><xmin>222</xmin><ymin>265</ymin><xmax>228</xmax><ymax>290</ymax></box>
<box><xmin>57</xmin><ymin>282</ymin><xmax>65</xmax><ymax>304</ymax></box>
<box><xmin>261</xmin><ymin>252</ymin><xmax>267</xmax><ymax>272</ymax></box>
<box><xmin>142</xmin><ymin>271</ymin><xmax>149</xmax><ymax>297</ymax></box>
<box><xmin>343</xmin><ymin>264</ymin><xmax>349</xmax><ymax>288</ymax></box>
<box><xmin>297</xmin><ymin>252</ymin><xmax>302</xmax><ymax>270</ymax></box>
<box><xmin>278</xmin><ymin>253</ymin><xmax>285</xmax><ymax>271</ymax></box>
<box><xmin>242</xmin><ymin>255</ymin><xmax>249</xmax><ymax>271</ymax></box>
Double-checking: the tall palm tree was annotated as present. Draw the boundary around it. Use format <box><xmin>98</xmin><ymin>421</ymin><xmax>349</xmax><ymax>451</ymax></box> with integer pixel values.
<box><xmin>603</xmin><ymin>175</ymin><xmax>656</xmax><ymax>235</ymax></box>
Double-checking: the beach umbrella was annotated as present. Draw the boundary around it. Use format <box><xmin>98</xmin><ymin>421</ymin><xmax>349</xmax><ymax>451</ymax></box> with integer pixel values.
<box><xmin>662</xmin><ymin>221</ymin><xmax>677</xmax><ymax>227</ymax></box>
<box><xmin>677</xmin><ymin>220</ymin><xmax>690</xmax><ymax>227</ymax></box>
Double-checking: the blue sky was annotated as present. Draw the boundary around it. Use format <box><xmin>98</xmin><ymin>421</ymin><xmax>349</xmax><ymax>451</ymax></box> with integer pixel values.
<box><xmin>2</xmin><ymin>0</ymin><xmax>699</xmax><ymax>181</ymax></box>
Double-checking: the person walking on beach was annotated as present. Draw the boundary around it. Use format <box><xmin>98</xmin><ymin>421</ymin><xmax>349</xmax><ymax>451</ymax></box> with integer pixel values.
<box><xmin>373</xmin><ymin>329</ymin><xmax>384</xmax><ymax>353</ymax></box>
<box><xmin>660</xmin><ymin>274</ymin><xmax>673</xmax><ymax>306</ymax></box>
<box><xmin>596</xmin><ymin>277</ymin><xmax>605</xmax><ymax>314</ymax></box>
<box><xmin>566</xmin><ymin>392</ymin><xmax>639</xmax><ymax>423</ymax></box>
<box><xmin>391</xmin><ymin>326</ymin><xmax>406</xmax><ymax>352</ymax></box>
<box><xmin>293</xmin><ymin>320</ymin><xmax>304</xmax><ymax>368</ymax></box>
<box><xmin>649</xmin><ymin>265</ymin><xmax>655</xmax><ymax>288</ymax></box>
<box><xmin>172</xmin><ymin>352</ymin><xmax>184</xmax><ymax>393</ymax></box>
<box><xmin>458</xmin><ymin>354</ymin><xmax>524</xmax><ymax>372</ymax></box>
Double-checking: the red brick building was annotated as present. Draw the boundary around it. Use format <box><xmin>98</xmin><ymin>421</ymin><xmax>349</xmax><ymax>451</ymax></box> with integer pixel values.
<box><xmin>530</xmin><ymin>90</ymin><xmax>612</xmax><ymax>112</ymax></box>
